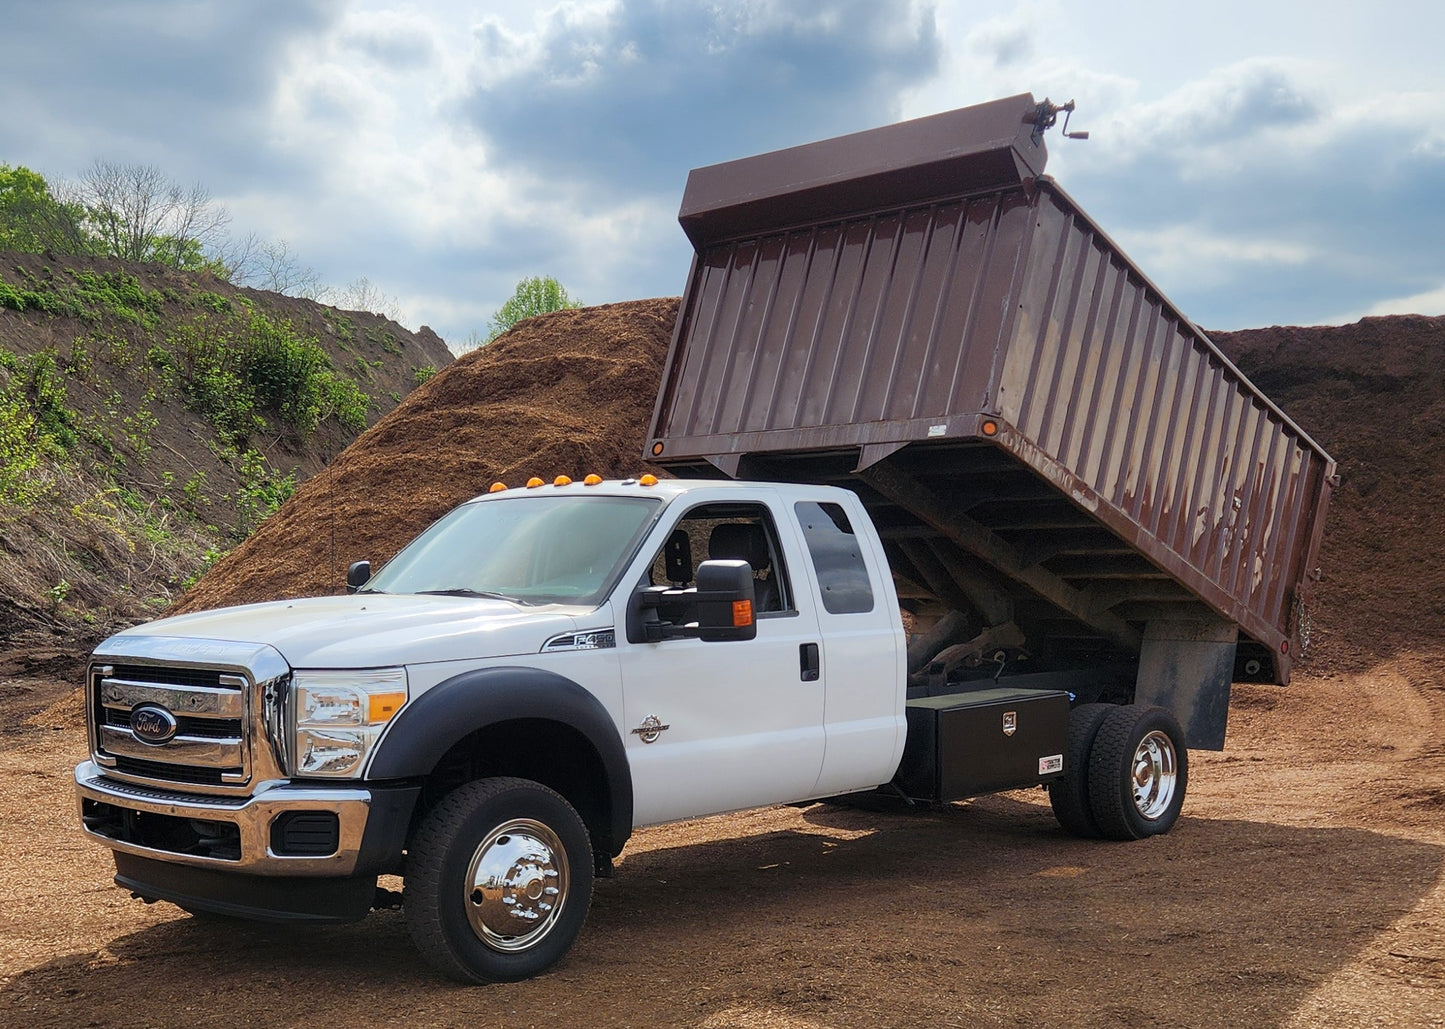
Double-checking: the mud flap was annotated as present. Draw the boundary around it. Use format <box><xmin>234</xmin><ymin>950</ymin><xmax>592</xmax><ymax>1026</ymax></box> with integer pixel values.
<box><xmin>1134</xmin><ymin>619</ymin><xmax>1237</xmax><ymax>750</ymax></box>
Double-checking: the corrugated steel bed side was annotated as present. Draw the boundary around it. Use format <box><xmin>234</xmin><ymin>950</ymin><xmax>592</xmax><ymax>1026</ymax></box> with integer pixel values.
<box><xmin>647</xmin><ymin>94</ymin><xmax>1336</xmax><ymax>684</ymax></box>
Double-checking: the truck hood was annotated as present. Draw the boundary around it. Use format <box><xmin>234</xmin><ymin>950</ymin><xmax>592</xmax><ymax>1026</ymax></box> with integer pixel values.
<box><xmin>110</xmin><ymin>594</ymin><xmax>594</xmax><ymax>669</ymax></box>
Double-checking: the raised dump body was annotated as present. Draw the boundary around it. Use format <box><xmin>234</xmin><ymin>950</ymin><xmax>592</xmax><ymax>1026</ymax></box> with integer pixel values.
<box><xmin>647</xmin><ymin>93</ymin><xmax>1336</xmax><ymax>740</ymax></box>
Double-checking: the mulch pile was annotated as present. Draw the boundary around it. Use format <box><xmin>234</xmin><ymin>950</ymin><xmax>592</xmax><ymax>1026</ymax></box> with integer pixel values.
<box><xmin>173</xmin><ymin>299</ymin><xmax>676</xmax><ymax>614</ymax></box>
<box><xmin>176</xmin><ymin>299</ymin><xmax>1445</xmax><ymax>677</ymax></box>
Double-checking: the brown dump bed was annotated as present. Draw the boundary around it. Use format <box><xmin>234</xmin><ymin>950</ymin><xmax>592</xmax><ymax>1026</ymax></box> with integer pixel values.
<box><xmin>647</xmin><ymin>94</ymin><xmax>1336</xmax><ymax>684</ymax></box>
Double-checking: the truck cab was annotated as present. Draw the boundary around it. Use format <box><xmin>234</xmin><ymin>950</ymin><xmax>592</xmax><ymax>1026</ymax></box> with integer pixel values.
<box><xmin>74</xmin><ymin>478</ymin><xmax>911</xmax><ymax>983</ymax></box>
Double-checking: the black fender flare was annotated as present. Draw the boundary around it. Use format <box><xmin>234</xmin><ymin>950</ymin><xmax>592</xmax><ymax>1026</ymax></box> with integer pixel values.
<box><xmin>368</xmin><ymin>666</ymin><xmax>633</xmax><ymax>854</ymax></box>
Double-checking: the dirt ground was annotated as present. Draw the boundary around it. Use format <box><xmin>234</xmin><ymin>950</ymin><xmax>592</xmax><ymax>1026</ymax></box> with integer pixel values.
<box><xmin>1</xmin><ymin>649</ymin><xmax>1441</xmax><ymax>1029</ymax></box>
<box><xmin>2</xmin><ymin>311</ymin><xmax>1442</xmax><ymax>1025</ymax></box>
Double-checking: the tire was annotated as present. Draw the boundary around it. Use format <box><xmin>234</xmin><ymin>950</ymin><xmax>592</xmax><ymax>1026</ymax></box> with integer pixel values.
<box><xmin>1047</xmin><ymin>703</ymin><xmax>1115</xmax><ymax>838</ymax></box>
<box><xmin>1086</xmin><ymin>705</ymin><xmax>1188</xmax><ymax>841</ymax></box>
<box><xmin>405</xmin><ymin>777</ymin><xmax>594</xmax><ymax>984</ymax></box>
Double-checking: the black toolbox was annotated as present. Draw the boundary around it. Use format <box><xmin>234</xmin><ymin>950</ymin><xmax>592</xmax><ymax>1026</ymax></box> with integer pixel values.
<box><xmin>896</xmin><ymin>688</ymin><xmax>1070</xmax><ymax>803</ymax></box>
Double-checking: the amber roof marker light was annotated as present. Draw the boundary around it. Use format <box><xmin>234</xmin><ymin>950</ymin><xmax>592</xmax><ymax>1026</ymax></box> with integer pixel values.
<box><xmin>488</xmin><ymin>482</ymin><xmax>508</xmax><ymax>493</ymax></box>
<box><xmin>639</xmin><ymin>474</ymin><xmax>659</xmax><ymax>487</ymax></box>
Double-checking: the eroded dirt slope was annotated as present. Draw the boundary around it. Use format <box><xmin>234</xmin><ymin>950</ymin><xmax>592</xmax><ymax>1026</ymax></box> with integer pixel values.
<box><xmin>0</xmin><ymin>251</ymin><xmax>453</xmax><ymax>649</ymax></box>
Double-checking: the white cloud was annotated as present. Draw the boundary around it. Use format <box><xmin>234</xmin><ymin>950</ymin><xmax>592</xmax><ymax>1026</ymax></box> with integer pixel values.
<box><xmin>930</xmin><ymin>54</ymin><xmax>1445</xmax><ymax>328</ymax></box>
<box><xmin>1112</xmin><ymin>224</ymin><xmax>1315</xmax><ymax>289</ymax></box>
<box><xmin>1364</xmin><ymin>284</ymin><xmax>1445</xmax><ymax>319</ymax></box>
<box><xmin>6</xmin><ymin>0</ymin><xmax>1445</xmax><ymax>341</ymax></box>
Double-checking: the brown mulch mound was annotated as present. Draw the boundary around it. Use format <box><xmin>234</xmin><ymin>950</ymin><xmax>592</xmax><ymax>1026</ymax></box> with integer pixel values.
<box><xmin>172</xmin><ymin>299</ymin><xmax>677</xmax><ymax>613</ymax></box>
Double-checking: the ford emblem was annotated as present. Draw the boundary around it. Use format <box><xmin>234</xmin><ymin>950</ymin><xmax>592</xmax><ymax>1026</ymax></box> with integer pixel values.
<box><xmin>131</xmin><ymin>703</ymin><xmax>179</xmax><ymax>744</ymax></box>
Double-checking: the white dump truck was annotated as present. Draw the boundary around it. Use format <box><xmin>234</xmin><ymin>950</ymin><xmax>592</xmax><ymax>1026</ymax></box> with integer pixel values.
<box><xmin>73</xmin><ymin>94</ymin><xmax>1334</xmax><ymax>983</ymax></box>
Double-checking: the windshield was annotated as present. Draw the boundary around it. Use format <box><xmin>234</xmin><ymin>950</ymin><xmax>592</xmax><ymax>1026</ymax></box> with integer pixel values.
<box><xmin>363</xmin><ymin>494</ymin><xmax>661</xmax><ymax>605</ymax></box>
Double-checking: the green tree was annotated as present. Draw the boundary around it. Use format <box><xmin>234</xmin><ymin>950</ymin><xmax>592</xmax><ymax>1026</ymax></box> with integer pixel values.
<box><xmin>486</xmin><ymin>276</ymin><xmax>581</xmax><ymax>341</ymax></box>
<box><xmin>0</xmin><ymin>164</ymin><xmax>90</xmax><ymax>254</ymax></box>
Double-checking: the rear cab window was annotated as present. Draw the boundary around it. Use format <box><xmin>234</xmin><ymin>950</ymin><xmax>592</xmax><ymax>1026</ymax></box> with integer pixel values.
<box><xmin>794</xmin><ymin>501</ymin><xmax>874</xmax><ymax>614</ymax></box>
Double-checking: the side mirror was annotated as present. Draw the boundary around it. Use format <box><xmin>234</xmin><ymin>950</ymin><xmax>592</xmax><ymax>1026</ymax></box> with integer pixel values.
<box><xmin>694</xmin><ymin>559</ymin><xmax>757</xmax><ymax>643</ymax></box>
<box><xmin>346</xmin><ymin>560</ymin><xmax>372</xmax><ymax>594</ymax></box>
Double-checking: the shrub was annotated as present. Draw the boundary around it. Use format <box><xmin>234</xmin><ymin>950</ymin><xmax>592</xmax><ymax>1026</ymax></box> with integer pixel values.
<box><xmin>235</xmin><ymin>449</ymin><xmax>297</xmax><ymax>535</ymax></box>
<box><xmin>245</xmin><ymin>313</ymin><xmax>330</xmax><ymax>432</ymax></box>
<box><xmin>0</xmin><ymin>392</ymin><xmax>45</xmax><ymax>505</ymax></box>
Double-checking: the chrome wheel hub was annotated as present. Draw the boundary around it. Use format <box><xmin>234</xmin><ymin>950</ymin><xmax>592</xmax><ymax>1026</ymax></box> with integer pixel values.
<box><xmin>464</xmin><ymin>818</ymin><xmax>569</xmax><ymax>952</ymax></box>
<box><xmin>1130</xmin><ymin>730</ymin><xmax>1178</xmax><ymax>821</ymax></box>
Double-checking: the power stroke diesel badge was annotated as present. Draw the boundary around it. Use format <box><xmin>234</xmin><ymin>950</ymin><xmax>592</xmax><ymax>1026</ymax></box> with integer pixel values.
<box><xmin>631</xmin><ymin>715</ymin><xmax>670</xmax><ymax>744</ymax></box>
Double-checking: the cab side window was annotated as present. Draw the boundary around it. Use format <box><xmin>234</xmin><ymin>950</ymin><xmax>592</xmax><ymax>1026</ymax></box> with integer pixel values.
<box><xmin>795</xmin><ymin>501</ymin><xmax>874</xmax><ymax>614</ymax></box>
<box><xmin>647</xmin><ymin>503</ymin><xmax>792</xmax><ymax>614</ymax></box>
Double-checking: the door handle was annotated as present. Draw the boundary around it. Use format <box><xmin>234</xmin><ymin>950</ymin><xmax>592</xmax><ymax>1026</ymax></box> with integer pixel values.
<box><xmin>799</xmin><ymin>643</ymin><xmax>820</xmax><ymax>682</ymax></box>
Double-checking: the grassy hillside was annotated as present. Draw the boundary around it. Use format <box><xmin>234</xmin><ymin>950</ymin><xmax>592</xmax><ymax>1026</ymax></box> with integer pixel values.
<box><xmin>0</xmin><ymin>251</ymin><xmax>452</xmax><ymax>653</ymax></box>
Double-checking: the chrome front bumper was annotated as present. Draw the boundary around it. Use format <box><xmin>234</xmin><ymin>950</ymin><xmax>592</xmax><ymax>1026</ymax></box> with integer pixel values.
<box><xmin>75</xmin><ymin>760</ymin><xmax>373</xmax><ymax>876</ymax></box>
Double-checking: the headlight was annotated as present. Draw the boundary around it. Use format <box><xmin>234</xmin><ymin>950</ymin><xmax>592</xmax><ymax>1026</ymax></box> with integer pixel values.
<box><xmin>292</xmin><ymin>668</ymin><xmax>408</xmax><ymax>778</ymax></box>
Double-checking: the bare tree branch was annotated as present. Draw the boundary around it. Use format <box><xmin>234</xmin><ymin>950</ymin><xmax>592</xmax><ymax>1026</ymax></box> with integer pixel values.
<box><xmin>76</xmin><ymin>160</ymin><xmax>231</xmax><ymax>268</ymax></box>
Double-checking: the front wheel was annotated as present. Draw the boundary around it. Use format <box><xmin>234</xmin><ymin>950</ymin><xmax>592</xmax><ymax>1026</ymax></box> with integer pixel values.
<box><xmin>1086</xmin><ymin>705</ymin><xmax>1188</xmax><ymax>840</ymax></box>
<box><xmin>405</xmin><ymin>777</ymin><xmax>594</xmax><ymax>983</ymax></box>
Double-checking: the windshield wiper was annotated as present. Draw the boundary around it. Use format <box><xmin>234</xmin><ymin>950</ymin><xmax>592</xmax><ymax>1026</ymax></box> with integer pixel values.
<box><xmin>415</xmin><ymin>588</ymin><xmax>516</xmax><ymax>602</ymax></box>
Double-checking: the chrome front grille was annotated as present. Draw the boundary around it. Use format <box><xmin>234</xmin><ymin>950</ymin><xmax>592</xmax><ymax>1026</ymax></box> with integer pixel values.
<box><xmin>92</xmin><ymin>664</ymin><xmax>250</xmax><ymax>788</ymax></box>
<box><xmin>88</xmin><ymin>636</ymin><xmax>292</xmax><ymax>797</ymax></box>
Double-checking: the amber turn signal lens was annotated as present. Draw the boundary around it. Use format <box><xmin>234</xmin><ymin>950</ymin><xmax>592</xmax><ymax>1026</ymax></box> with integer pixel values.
<box><xmin>368</xmin><ymin>692</ymin><xmax>406</xmax><ymax>722</ymax></box>
<box><xmin>639</xmin><ymin>474</ymin><xmax>658</xmax><ymax>486</ymax></box>
<box><xmin>981</xmin><ymin>420</ymin><xmax>999</xmax><ymax>437</ymax></box>
<box><xmin>732</xmin><ymin>599</ymin><xmax>753</xmax><ymax>627</ymax></box>
<box><xmin>526</xmin><ymin>477</ymin><xmax>544</xmax><ymax>488</ymax></box>
<box><xmin>583</xmin><ymin>474</ymin><xmax>603</xmax><ymax>485</ymax></box>
<box><xmin>488</xmin><ymin>482</ymin><xmax>507</xmax><ymax>493</ymax></box>
<box><xmin>651</xmin><ymin>442</ymin><xmax>665</xmax><ymax>456</ymax></box>
<box><xmin>554</xmin><ymin>475</ymin><xmax>573</xmax><ymax>486</ymax></box>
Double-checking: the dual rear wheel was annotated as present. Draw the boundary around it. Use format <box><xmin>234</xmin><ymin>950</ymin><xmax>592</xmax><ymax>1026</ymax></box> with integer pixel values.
<box><xmin>1049</xmin><ymin>703</ymin><xmax>1188</xmax><ymax>840</ymax></box>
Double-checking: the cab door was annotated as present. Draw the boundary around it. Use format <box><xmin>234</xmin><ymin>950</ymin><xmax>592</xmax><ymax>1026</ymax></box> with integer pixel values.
<box><xmin>790</xmin><ymin>495</ymin><xmax>907</xmax><ymax>795</ymax></box>
<box><xmin>617</xmin><ymin>495</ymin><xmax>826</xmax><ymax>826</ymax></box>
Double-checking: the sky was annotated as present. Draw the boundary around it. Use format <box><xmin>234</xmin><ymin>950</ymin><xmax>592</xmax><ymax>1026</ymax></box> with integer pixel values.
<box><xmin>2</xmin><ymin>0</ymin><xmax>1443</xmax><ymax>345</ymax></box>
